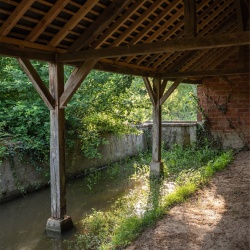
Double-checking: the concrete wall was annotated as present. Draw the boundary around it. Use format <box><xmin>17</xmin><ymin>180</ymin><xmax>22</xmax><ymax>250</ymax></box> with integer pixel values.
<box><xmin>0</xmin><ymin>122</ymin><xmax>197</xmax><ymax>202</ymax></box>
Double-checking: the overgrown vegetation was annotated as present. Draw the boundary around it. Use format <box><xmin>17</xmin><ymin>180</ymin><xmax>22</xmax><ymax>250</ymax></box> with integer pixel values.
<box><xmin>67</xmin><ymin>145</ymin><xmax>233</xmax><ymax>250</ymax></box>
<box><xmin>0</xmin><ymin>57</ymin><xmax>196</xmax><ymax>164</ymax></box>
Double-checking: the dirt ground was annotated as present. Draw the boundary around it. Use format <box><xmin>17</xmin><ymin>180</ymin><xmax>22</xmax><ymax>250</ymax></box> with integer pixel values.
<box><xmin>125</xmin><ymin>151</ymin><xmax>250</xmax><ymax>250</ymax></box>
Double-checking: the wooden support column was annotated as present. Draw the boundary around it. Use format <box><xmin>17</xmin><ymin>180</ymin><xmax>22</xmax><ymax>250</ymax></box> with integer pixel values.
<box><xmin>46</xmin><ymin>61</ymin><xmax>73</xmax><ymax>234</ymax></box>
<box><xmin>143</xmin><ymin>77</ymin><xmax>182</xmax><ymax>176</ymax></box>
<box><xmin>150</xmin><ymin>76</ymin><xmax>163</xmax><ymax>175</ymax></box>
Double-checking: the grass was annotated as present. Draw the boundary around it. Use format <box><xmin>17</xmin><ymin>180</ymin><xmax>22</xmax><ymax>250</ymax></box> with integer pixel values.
<box><xmin>67</xmin><ymin>145</ymin><xmax>233</xmax><ymax>250</ymax></box>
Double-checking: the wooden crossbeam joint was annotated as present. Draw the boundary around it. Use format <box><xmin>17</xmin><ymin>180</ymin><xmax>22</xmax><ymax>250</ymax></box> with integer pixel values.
<box><xmin>17</xmin><ymin>58</ymin><xmax>55</xmax><ymax>110</ymax></box>
<box><xmin>59</xmin><ymin>59</ymin><xmax>97</xmax><ymax>108</ymax></box>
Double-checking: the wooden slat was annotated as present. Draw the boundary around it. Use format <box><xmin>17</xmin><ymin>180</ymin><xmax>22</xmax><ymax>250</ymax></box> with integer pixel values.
<box><xmin>89</xmin><ymin>1</ymin><xmax>145</xmax><ymax>49</ymax></box>
<box><xmin>17</xmin><ymin>58</ymin><xmax>55</xmax><ymax>110</ymax></box>
<box><xmin>59</xmin><ymin>31</ymin><xmax>250</xmax><ymax>62</ymax></box>
<box><xmin>111</xmin><ymin>0</ymin><xmax>166</xmax><ymax>47</ymax></box>
<box><xmin>68</xmin><ymin>0</ymin><xmax>131</xmax><ymax>52</ymax></box>
<box><xmin>48</xmin><ymin>0</ymin><xmax>96</xmax><ymax>47</ymax></box>
<box><xmin>26</xmin><ymin>0</ymin><xmax>71</xmax><ymax>42</ymax></box>
<box><xmin>158</xmin><ymin>2</ymin><xmax>236</xmax><ymax>71</ymax></box>
<box><xmin>184</xmin><ymin>0</ymin><xmax>197</xmax><ymax>37</ymax></box>
<box><xmin>60</xmin><ymin>59</ymin><xmax>97</xmax><ymax>107</ymax></box>
<box><xmin>133</xmin><ymin>0</ymin><xmax>215</xmax><ymax>66</ymax></box>
<box><xmin>160</xmin><ymin>78</ymin><xmax>182</xmax><ymax>105</ymax></box>
<box><xmin>125</xmin><ymin>1</ymin><xmax>183</xmax><ymax>64</ymax></box>
<box><xmin>142</xmin><ymin>77</ymin><xmax>156</xmax><ymax>105</ymax></box>
<box><xmin>0</xmin><ymin>0</ymin><xmax>34</xmax><ymax>36</ymax></box>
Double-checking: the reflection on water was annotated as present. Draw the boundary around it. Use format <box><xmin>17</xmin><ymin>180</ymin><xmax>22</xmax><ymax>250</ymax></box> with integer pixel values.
<box><xmin>0</xmin><ymin>175</ymin><xmax>136</xmax><ymax>250</ymax></box>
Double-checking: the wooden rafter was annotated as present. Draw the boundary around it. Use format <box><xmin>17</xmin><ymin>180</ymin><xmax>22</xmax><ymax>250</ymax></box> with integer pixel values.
<box><xmin>125</xmin><ymin>1</ymin><xmax>183</xmax><ymax>64</ymax></box>
<box><xmin>111</xmin><ymin>0</ymin><xmax>166</xmax><ymax>48</ymax></box>
<box><xmin>90</xmin><ymin>1</ymin><xmax>145</xmax><ymax>49</ymax></box>
<box><xmin>0</xmin><ymin>0</ymin><xmax>34</xmax><ymax>36</ymax></box>
<box><xmin>26</xmin><ymin>0</ymin><xmax>71</xmax><ymax>42</ymax></box>
<box><xmin>184</xmin><ymin>0</ymin><xmax>196</xmax><ymax>37</ymax></box>
<box><xmin>48</xmin><ymin>0</ymin><xmax>96</xmax><ymax>46</ymax></box>
<box><xmin>59</xmin><ymin>31</ymin><xmax>250</xmax><ymax>62</ymax></box>
<box><xmin>157</xmin><ymin>0</ymin><xmax>236</xmax><ymax>71</ymax></box>
<box><xmin>68</xmin><ymin>0</ymin><xmax>131</xmax><ymax>52</ymax></box>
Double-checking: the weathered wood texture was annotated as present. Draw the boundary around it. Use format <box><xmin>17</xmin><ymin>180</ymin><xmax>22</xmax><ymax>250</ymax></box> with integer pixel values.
<box><xmin>60</xmin><ymin>59</ymin><xmax>97</xmax><ymax>107</ymax></box>
<box><xmin>143</xmin><ymin>76</ymin><xmax>182</xmax><ymax>172</ymax></box>
<box><xmin>49</xmin><ymin>62</ymin><xmax>66</xmax><ymax>219</ymax></box>
<box><xmin>0</xmin><ymin>0</ymin><xmax>248</xmax><ymax>78</ymax></box>
<box><xmin>151</xmin><ymin>77</ymin><xmax>162</xmax><ymax>163</ymax></box>
<box><xmin>59</xmin><ymin>32</ymin><xmax>250</xmax><ymax>62</ymax></box>
<box><xmin>184</xmin><ymin>0</ymin><xmax>197</xmax><ymax>37</ymax></box>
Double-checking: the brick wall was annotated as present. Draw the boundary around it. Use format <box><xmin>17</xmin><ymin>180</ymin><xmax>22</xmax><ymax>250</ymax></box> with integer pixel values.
<box><xmin>197</xmin><ymin>74</ymin><xmax>250</xmax><ymax>149</ymax></box>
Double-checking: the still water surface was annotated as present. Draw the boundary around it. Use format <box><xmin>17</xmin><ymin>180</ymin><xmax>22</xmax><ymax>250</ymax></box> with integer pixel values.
<box><xmin>0</xmin><ymin>175</ymin><xmax>136</xmax><ymax>250</ymax></box>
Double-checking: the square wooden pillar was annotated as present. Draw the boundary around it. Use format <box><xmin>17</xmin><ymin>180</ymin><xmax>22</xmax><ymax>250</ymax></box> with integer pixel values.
<box><xmin>46</xmin><ymin>62</ymin><xmax>73</xmax><ymax>234</ymax></box>
<box><xmin>150</xmin><ymin>77</ymin><xmax>163</xmax><ymax>175</ymax></box>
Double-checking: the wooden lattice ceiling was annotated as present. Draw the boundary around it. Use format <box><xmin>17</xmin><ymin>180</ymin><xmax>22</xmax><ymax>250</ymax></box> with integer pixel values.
<box><xmin>0</xmin><ymin>0</ymin><xmax>249</xmax><ymax>79</ymax></box>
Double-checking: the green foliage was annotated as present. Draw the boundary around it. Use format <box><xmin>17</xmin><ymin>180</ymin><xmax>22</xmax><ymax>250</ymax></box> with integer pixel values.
<box><xmin>162</xmin><ymin>82</ymin><xmax>197</xmax><ymax>121</ymax></box>
<box><xmin>0</xmin><ymin>56</ymin><xmax>197</xmax><ymax>164</ymax></box>
<box><xmin>68</xmin><ymin>146</ymin><xmax>233</xmax><ymax>250</ymax></box>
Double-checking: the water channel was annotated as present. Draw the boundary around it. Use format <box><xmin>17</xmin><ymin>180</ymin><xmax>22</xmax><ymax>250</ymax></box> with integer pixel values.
<box><xmin>0</xmin><ymin>171</ymin><xmax>137</xmax><ymax>250</ymax></box>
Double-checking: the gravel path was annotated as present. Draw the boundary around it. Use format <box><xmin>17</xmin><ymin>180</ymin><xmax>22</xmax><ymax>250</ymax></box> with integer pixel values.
<box><xmin>125</xmin><ymin>151</ymin><xmax>250</xmax><ymax>250</ymax></box>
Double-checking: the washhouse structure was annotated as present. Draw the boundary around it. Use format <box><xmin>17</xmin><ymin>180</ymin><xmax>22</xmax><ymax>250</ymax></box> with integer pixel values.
<box><xmin>0</xmin><ymin>0</ymin><xmax>249</xmax><ymax>233</ymax></box>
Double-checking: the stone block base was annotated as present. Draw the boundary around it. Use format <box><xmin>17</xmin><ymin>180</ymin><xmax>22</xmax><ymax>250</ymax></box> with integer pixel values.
<box><xmin>46</xmin><ymin>215</ymin><xmax>73</xmax><ymax>235</ymax></box>
<box><xmin>150</xmin><ymin>161</ymin><xmax>164</xmax><ymax>176</ymax></box>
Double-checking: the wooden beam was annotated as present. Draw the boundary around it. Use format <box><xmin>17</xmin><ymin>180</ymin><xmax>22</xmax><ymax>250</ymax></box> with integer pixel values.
<box><xmin>60</xmin><ymin>59</ymin><xmax>97</xmax><ymax>107</ymax></box>
<box><xmin>59</xmin><ymin>32</ymin><xmax>250</xmax><ymax>62</ymax></box>
<box><xmin>0</xmin><ymin>44</ymin><xmax>55</xmax><ymax>62</ymax></box>
<box><xmin>17</xmin><ymin>58</ymin><xmax>55</xmax><ymax>110</ymax></box>
<box><xmin>184</xmin><ymin>0</ymin><xmax>197</xmax><ymax>38</ymax></box>
<box><xmin>26</xmin><ymin>0</ymin><xmax>71</xmax><ymax>42</ymax></box>
<box><xmin>48</xmin><ymin>0</ymin><xmax>96</xmax><ymax>47</ymax></box>
<box><xmin>142</xmin><ymin>77</ymin><xmax>156</xmax><ymax>106</ymax></box>
<box><xmin>68</xmin><ymin>0</ymin><xmax>130</xmax><ymax>52</ymax></box>
<box><xmin>150</xmin><ymin>77</ymin><xmax>163</xmax><ymax>175</ymax></box>
<box><xmin>160</xmin><ymin>78</ymin><xmax>182</xmax><ymax>105</ymax></box>
<box><xmin>50</xmin><ymin>62</ymin><xmax>65</xmax><ymax>219</ymax></box>
<box><xmin>0</xmin><ymin>0</ymin><xmax>34</xmax><ymax>36</ymax></box>
<box><xmin>0</xmin><ymin>36</ymin><xmax>65</xmax><ymax>53</ymax></box>
<box><xmin>161</xmin><ymin>68</ymin><xmax>249</xmax><ymax>78</ymax></box>
<box><xmin>94</xmin><ymin>61</ymin><xmax>158</xmax><ymax>78</ymax></box>
<box><xmin>160</xmin><ymin>79</ymin><xmax>168</xmax><ymax>97</ymax></box>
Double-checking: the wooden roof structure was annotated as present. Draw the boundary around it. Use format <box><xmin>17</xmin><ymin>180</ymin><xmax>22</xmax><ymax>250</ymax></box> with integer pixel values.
<box><xmin>0</xmin><ymin>0</ymin><xmax>249</xmax><ymax>79</ymax></box>
<box><xmin>0</xmin><ymin>0</ymin><xmax>249</xmax><ymax>234</ymax></box>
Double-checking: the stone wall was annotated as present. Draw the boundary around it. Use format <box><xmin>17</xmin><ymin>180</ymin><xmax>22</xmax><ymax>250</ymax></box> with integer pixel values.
<box><xmin>0</xmin><ymin>122</ymin><xmax>197</xmax><ymax>202</ymax></box>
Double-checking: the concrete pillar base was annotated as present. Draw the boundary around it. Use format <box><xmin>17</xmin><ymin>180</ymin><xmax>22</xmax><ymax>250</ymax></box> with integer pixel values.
<box><xmin>46</xmin><ymin>215</ymin><xmax>73</xmax><ymax>235</ymax></box>
<box><xmin>150</xmin><ymin>161</ymin><xmax>164</xmax><ymax>176</ymax></box>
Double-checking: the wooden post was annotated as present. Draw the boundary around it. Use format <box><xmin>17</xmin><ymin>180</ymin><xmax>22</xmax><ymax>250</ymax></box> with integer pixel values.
<box><xmin>46</xmin><ymin>62</ymin><xmax>73</xmax><ymax>234</ymax></box>
<box><xmin>150</xmin><ymin>77</ymin><xmax>163</xmax><ymax>175</ymax></box>
<box><xmin>143</xmin><ymin>77</ymin><xmax>182</xmax><ymax>176</ymax></box>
